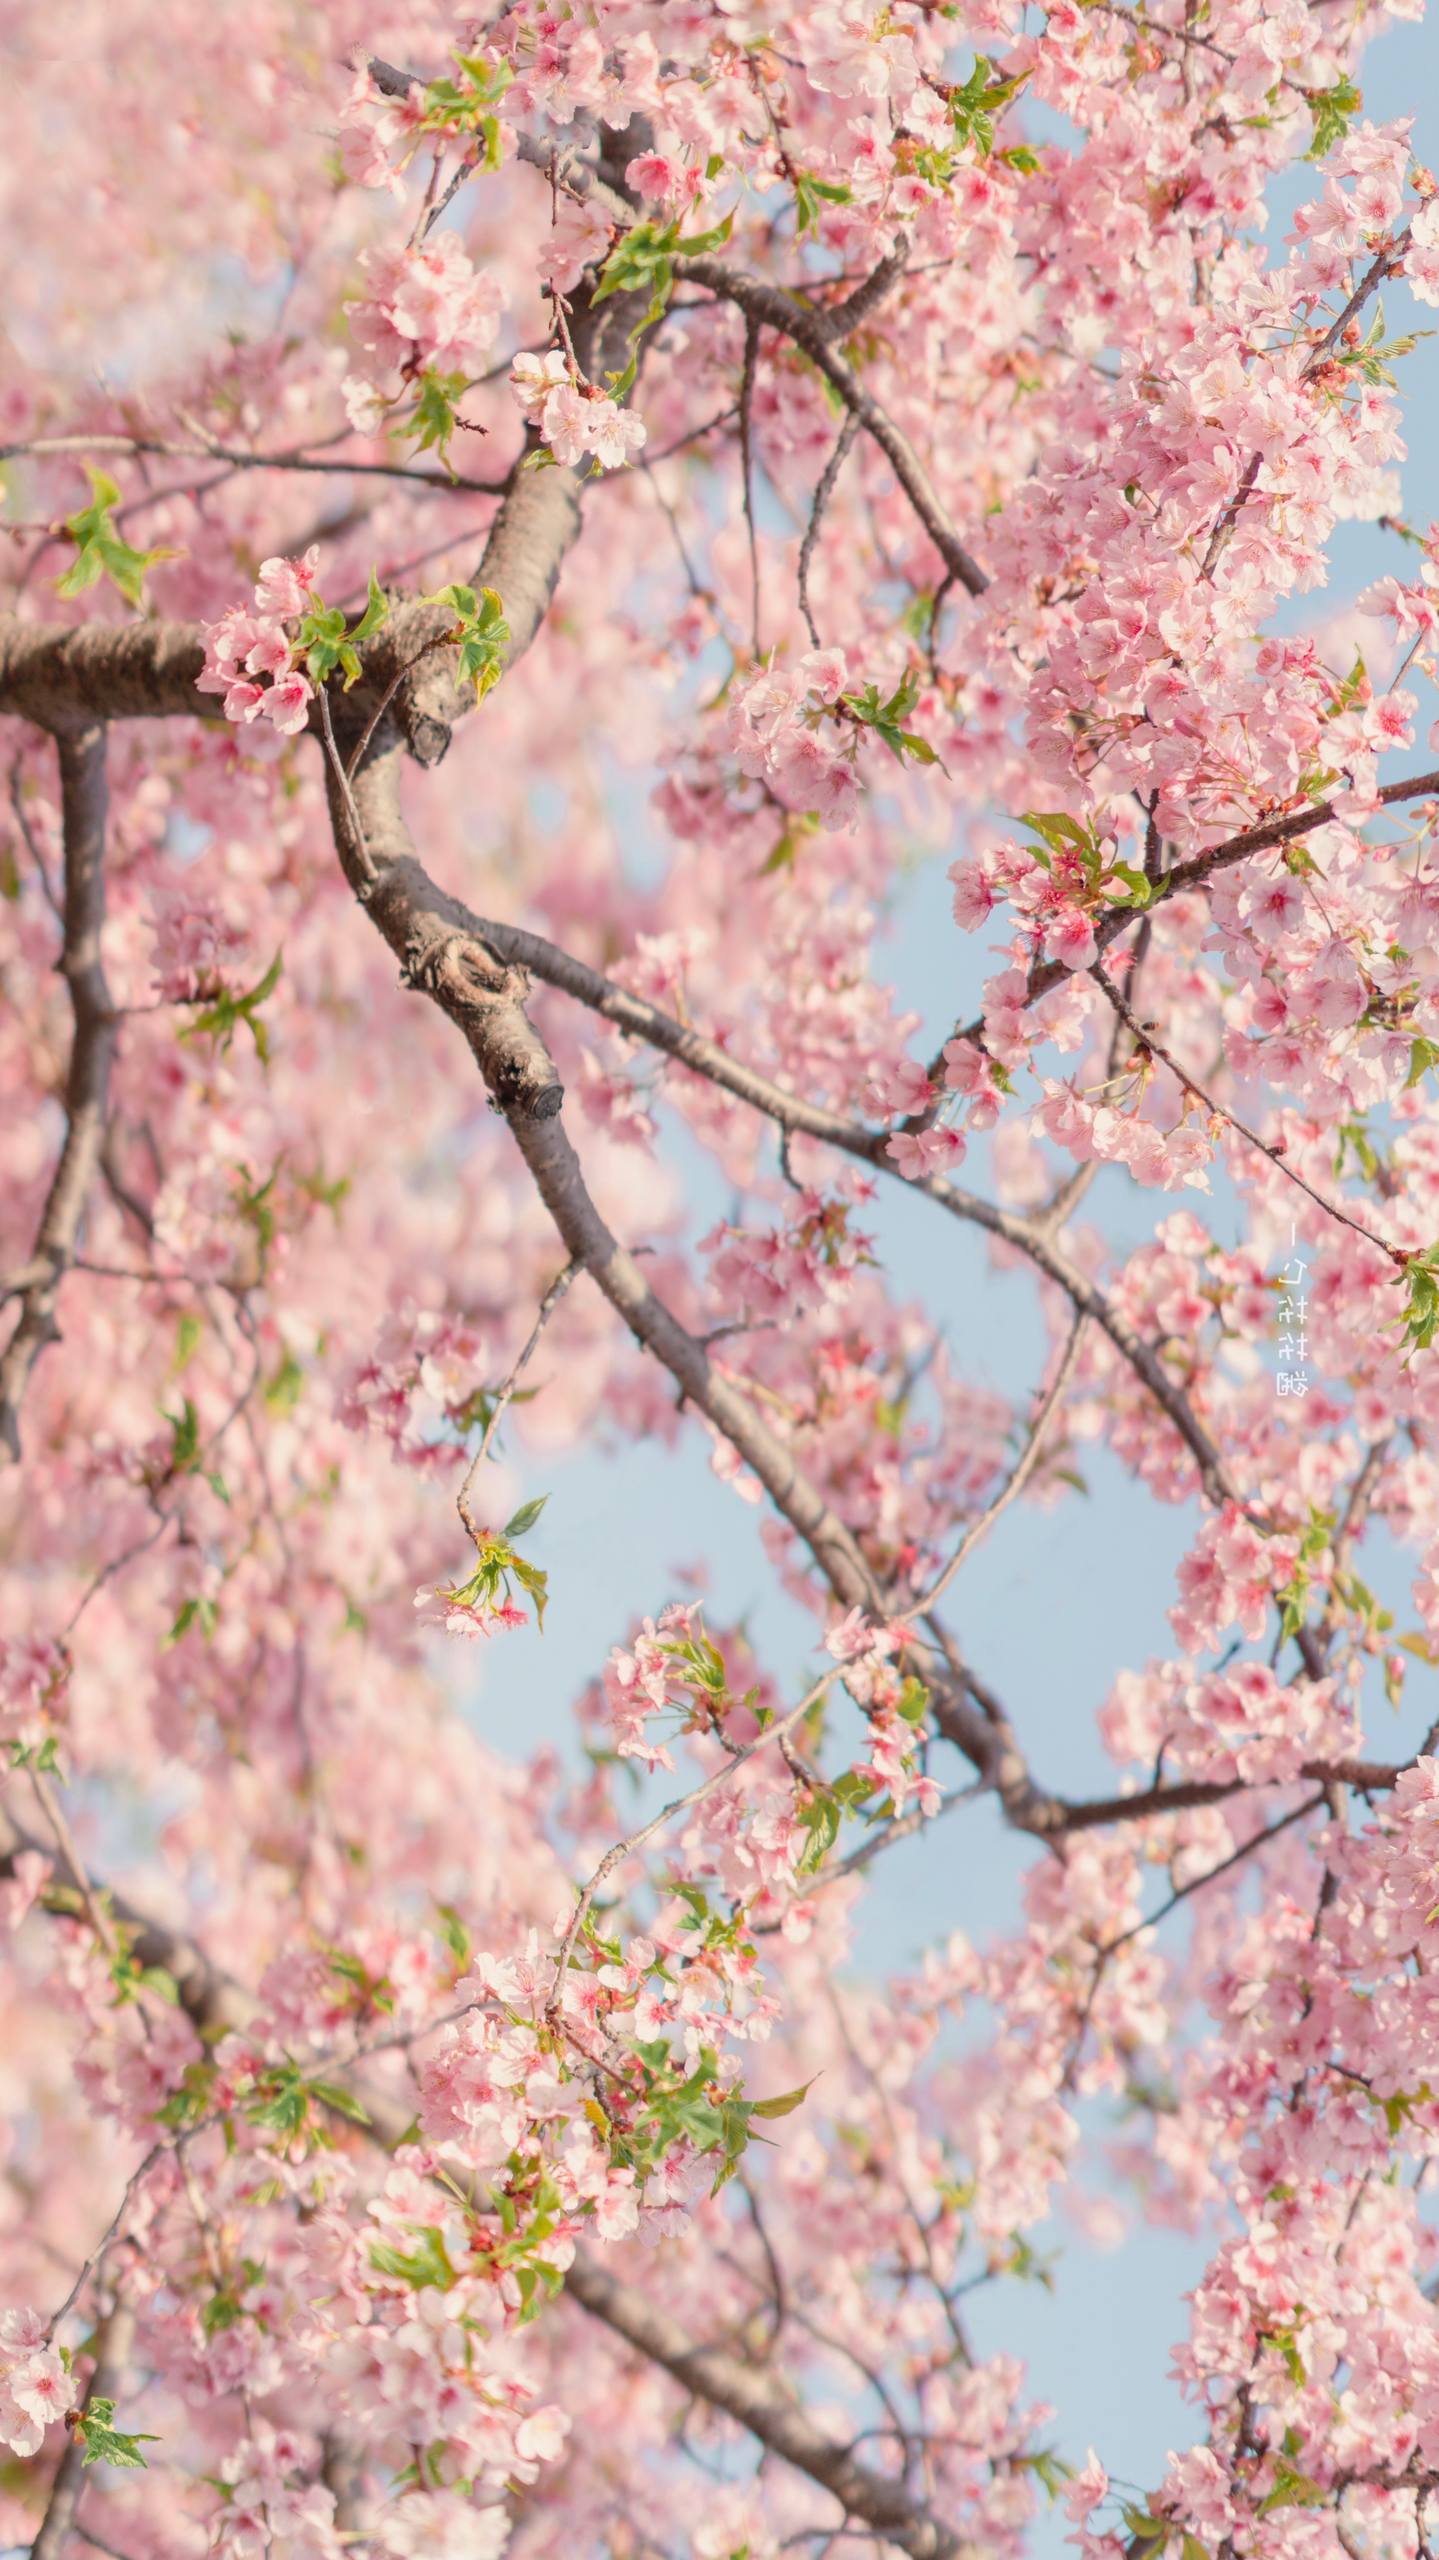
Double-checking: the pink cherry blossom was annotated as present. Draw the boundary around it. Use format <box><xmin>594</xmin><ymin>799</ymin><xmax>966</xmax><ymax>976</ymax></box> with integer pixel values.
<box><xmin>8</xmin><ymin>12</ymin><xmax>1439</xmax><ymax>2556</ymax></box>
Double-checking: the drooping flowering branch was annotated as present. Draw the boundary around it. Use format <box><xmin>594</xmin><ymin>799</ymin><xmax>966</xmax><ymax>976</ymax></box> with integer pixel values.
<box><xmin>7</xmin><ymin>9</ymin><xmax>1439</xmax><ymax>2558</ymax></box>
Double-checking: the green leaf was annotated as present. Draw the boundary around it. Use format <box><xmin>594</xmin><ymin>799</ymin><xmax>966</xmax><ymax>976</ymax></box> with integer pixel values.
<box><xmin>947</xmin><ymin>54</ymin><xmax>1030</xmax><ymax>157</ymax></box>
<box><xmin>595</xmin><ymin>212</ymin><xmax>731</xmax><ymax>399</ymax></box>
<box><xmin>1304</xmin><ymin>73</ymin><xmax>1361</xmax><ymax>158</ymax></box>
<box><xmin>896</xmin><ymin>1675</ymin><xmax>929</xmax><ymax>1726</ymax></box>
<box><xmin>510</xmin><ymin>1551</ymin><xmax>550</xmax><ymax>1632</ymax></box>
<box><xmin>677</xmin><ymin>211</ymin><xmax>737</xmax><ymax>260</ymax></box>
<box><xmin>435</xmin><ymin>1902</ymin><xmax>472</xmax><ymax>1967</ymax></box>
<box><xmin>796</xmin><ymin>1793</ymin><xmax>841</xmax><ymax>1874</ymax></box>
<box><xmin>1330</xmin><ymin>650</ymin><xmax>1368</xmax><ymax>716</ymax></box>
<box><xmin>346</xmin><ymin>565</ymin><xmax>389</xmax><ymax>652</ymax></box>
<box><xmin>1020</xmin><ymin>2448</ymin><xmax>1077</xmax><ymax>2502</ymax></box>
<box><xmin>430</xmin><ymin>581</ymin><xmax>510</xmax><ymax>703</ymax></box>
<box><xmin>56</xmin><ymin>467</ymin><xmax>179</xmax><ymax>611</ymax></box>
<box><xmin>1119</xmin><ymin>2506</ymin><xmax>1170</xmax><ymax>2549</ymax></box>
<box><xmin>794</xmin><ymin>172</ymin><xmax>852</xmax><ymax>236</ymax></box>
<box><xmin>1406</xmin><ymin>1036</ymin><xmax>1439</xmax><ymax>1091</ymax></box>
<box><xmin>153</xmin><ymin>2059</ymin><xmax>217</xmax><ymax>2129</ymax></box>
<box><xmin>410</xmin><ymin>367</ymin><xmax>471</xmax><ymax>466</ymax></box>
<box><xmin>1104</xmin><ymin>860</ymin><xmax>1154</xmax><ymax>909</ymax></box>
<box><xmin>594</xmin><ymin>218</ymin><xmax>679</xmax><ymax>307</ymax></box>
<box><xmin>76</xmin><ymin>2399</ymin><xmax>158</xmax><ymax>2470</ymax></box>
<box><xmin>8</xmin><ymin>1733</ymin><xmax>62</xmax><ymax>1773</ymax></box>
<box><xmin>748</xmin><ymin>2075</ymin><xmax>818</xmax><ymax>2121</ymax></box>
<box><xmin>308</xmin><ymin>2078</ymin><xmax>372</xmax><ymax>2125</ymax></box>
<box><xmin>1257</xmin><ymin>2462</ymin><xmax>1328</xmax><ymax>2518</ymax></box>
<box><xmin>296</xmin><ymin>602</ymin><xmax>349</xmax><ymax>685</ymax></box>
<box><xmin>263</xmin><ymin>1349</ymin><xmax>304</xmax><ymax>1415</ymax></box>
<box><xmin>417</xmin><ymin>50</ymin><xmax>512</xmax><ymax>151</ymax></box>
<box><xmin>1021</xmin><ymin>809</ymin><xmax>1093</xmax><ymax>856</ymax></box>
<box><xmin>1259</xmin><ymin>2322</ymin><xmax>1308</xmax><ymax>2387</ymax></box>
<box><xmin>761</xmin><ymin>811</ymin><xmax>820</xmax><ymax>875</ymax></box>
<box><xmin>182</xmin><ymin>949</ymin><xmax>283</xmax><ymax>1062</ymax></box>
<box><xmin>171</xmin><ymin>1312</ymin><xmax>203</xmax><ymax>1375</ymax></box>
<box><xmin>163</xmin><ymin>1397</ymin><xmax>202</xmax><ymax>1472</ymax></box>
<box><xmin>503</xmin><ymin>1493</ymin><xmax>549</xmax><ymax>1539</ymax></box>
<box><xmin>246</xmin><ymin>2064</ymin><xmax>311</xmax><ymax>2139</ymax></box>
<box><xmin>842</xmin><ymin>670</ymin><xmax>942</xmax><ymax>768</ymax></box>
<box><xmin>369</xmin><ymin>2224</ymin><xmax>457</xmax><ymax>2291</ymax></box>
<box><xmin>1335</xmin><ymin>1118</ymin><xmax>1380</xmax><ymax>1183</ymax></box>
<box><xmin>1396</xmin><ymin>1247</ymin><xmax>1439</xmax><ymax>1357</ymax></box>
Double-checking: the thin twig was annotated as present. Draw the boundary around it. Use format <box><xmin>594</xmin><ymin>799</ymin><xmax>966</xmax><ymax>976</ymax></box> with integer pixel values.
<box><xmin>1091</xmin><ymin>959</ymin><xmax>1401</xmax><ymax>1265</ymax></box>
<box><xmin>1061</xmin><ymin>1788</ymin><xmax>1326</xmax><ymax>2088</ymax></box>
<box><xmin>910</xmin><ymin>1314</ymin><xmax>1087</xmax><ymax>1619</ymax></box>
<box><xmin>451</xmin><ymin>908</ymin><xmax>1239</xmax><ymax>1510</ymax></box>
<box><xmin>738</xmin><ymin>312</ymin><xmax>763</xmax><ymax>660</ymax></box>
<box><xmin>45</xmin><ymin>2151</ymin><xmax>168</xmax><ymax>2340</ymax></box>
<box><xmin>316</xmin><ymin>686</ymin><xmax>376</xmax><ymax>887</ymax></box>
<box><xmin>924</xmin><ymin>763</ymin><xmax>1439</xmax><ymax>1074</ymax></box>
<box><xmin>457</xmin><ymin>1260</ymin><xmax>579</xmax><ymax>1543</ymax></box>
<box><xmin>30</xmin><ymin>1769</ymin><xmax>119</xmax><ymax>1962</ymax></box>
<box><xmin>0</xmin><ymin>428</ymin><xmax>510</xmax><ymax>498</ymax></box>
<box><xmin>8</xmin><ymin>747</ymin><xmax>62</xmax><ymax>919</ymax></box>
<box><xmin>345</xmin><ymin>631</ymin><xmax>455</xmax><ymax>781</ymax></box>
<box><xmin>797</xmin><ymin>412</ymin><xmax>860</xmax><ymax>648</ymax></box>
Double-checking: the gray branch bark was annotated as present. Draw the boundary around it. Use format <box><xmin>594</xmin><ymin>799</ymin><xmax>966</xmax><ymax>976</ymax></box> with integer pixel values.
<box><xmin>563</xmin><ymin>2253</ymin><xmax>974</xmax><ymax>2560</ymax></box>
<box><xmin>457</xmin><ymin>913</ymin><xmax>1239</xmax><ymax>1508</ymax></box>
<box><xmin>2</xmin><ymin>726</ymin><xmax>115</xmax><ymax>1458</ymax></box>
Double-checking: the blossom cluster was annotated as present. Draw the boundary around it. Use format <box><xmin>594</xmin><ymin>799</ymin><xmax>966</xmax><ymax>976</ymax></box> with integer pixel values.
<box><xmin>510</xmin><ymin>348</ymin><xmax>647</xmax><ymax>473</ymax></box>
<box><xmin>198</xmin><ymin>550</ymin><xmax>323</xmax><ymax>736</ymax></box>
<box><xmin>726</xmin><ymin>649</ymin><xmax>864</xmax><ymax>829</ymax></box>
<box><xmin>344</xmin><ymin>234</ymin><xmax>506</xmax><ymax>437</ymax></box>
<box><xmin>0</xmin><ymin>2311</ymin><xmax>67</xmax><ymax>2461</ymax></box>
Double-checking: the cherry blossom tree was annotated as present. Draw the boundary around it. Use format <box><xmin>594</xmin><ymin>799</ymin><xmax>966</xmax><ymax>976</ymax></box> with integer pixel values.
<box><xmin>7</xmin><ymin>2</ymin><xmax>1439</xmax><ymax>2555</ymax></box>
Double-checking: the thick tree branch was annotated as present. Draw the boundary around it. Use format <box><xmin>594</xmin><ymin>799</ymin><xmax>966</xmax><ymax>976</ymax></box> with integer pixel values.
<box><xmin>326</xmin><ymin>695</ymin><xmax>1064</xmax><ymax>1808</ymax></box>
<box><xmin>446</xmin><ymin>912</ymin><xmax>1239</xmax><ymax>1508</ymax></box>
<box><xmin>0</xmin><ymin>622</ymin><xmax>205</xmax><ymax>730</ymax></box>
<box><xmin>2</xmin><ymin>726</ymin><xmax>115</xmax><ymax>1459</ymax></box>
<box><xmin>562</xmin><ymin>2254</ymin><xmax>974</xmax><ymax>2560</ymax></box>
<box><xmin>390</xmin><ymin>462</ymin><xmax>584</xmax><ymax>764</ymax></box>
<box><xmin>334</xmin><ymin>748</ymin><xmax>893</xmax><ymax>1626</ymax></box>
<box><xmin>1051</xmin><ymin>1755</ymin><xmax>1401</xmax><ymax>1832</ymax></box>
